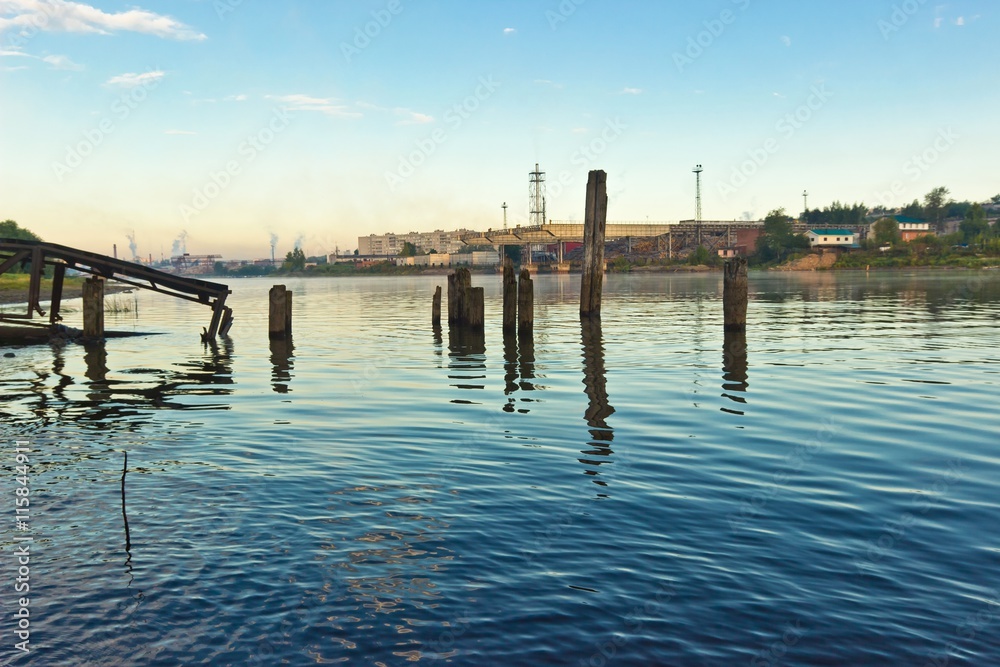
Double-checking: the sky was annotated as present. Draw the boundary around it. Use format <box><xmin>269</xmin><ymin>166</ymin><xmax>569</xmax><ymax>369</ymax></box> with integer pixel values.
<box><xmin>1</xmin><ymin>0</ymin><xmax>998</xmax><ymax>261</ymax></box>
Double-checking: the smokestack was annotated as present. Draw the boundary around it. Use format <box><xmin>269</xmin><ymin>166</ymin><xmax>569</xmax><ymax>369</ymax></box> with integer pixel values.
<box><xmin>113</xmin><ymin>243</ymin><xmax>117</xmax><ymax>259</ymax></box>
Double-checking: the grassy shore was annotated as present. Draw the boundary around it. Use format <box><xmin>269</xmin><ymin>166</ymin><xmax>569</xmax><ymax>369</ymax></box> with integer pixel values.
<box><xmin>0</xmin><ymin>274</ymin><xmax>129</xmax><ymax>306</ymax></box>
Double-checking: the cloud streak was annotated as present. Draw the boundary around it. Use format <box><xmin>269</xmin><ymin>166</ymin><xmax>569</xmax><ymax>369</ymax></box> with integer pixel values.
<box><xmin>105</xmin><ymin>70</ymin><xmax>165</xmax><ymax>88</ymax></box>
<box><xmin>0</xmin><ymin>0</ymin><xmax>206</xmax><ymax>41</ymax></box>
<box><xmin>265</xmin><ymin>93</ymin><xmax>362</xmax><ymax>118</ymax></box>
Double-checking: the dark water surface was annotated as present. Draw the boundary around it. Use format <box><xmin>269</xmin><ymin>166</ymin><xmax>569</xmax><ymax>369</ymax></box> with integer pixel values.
<box><xmin>2</xmin><ymin>271</ymin><xmax>999</xmax><ymax>666</ymax></box>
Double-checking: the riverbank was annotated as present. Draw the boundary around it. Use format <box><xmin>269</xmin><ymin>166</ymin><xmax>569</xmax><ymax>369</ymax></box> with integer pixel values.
<box><xmin>0</xmin><ymin>275</ymin><xmax>131</xmax><ymax>307</ymax></box>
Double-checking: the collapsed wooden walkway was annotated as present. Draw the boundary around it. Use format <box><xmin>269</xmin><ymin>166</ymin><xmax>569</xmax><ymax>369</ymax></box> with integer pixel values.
<box><xmin>0</xmin><ymin>239</ymin><xmax>232</xmax><ymax>339</ymax></box>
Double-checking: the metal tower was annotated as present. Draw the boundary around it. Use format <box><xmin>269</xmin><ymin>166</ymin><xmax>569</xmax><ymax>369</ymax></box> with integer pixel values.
<box><xmin>693</xmin><ymin>164</ymin><xmax>704</xmax><ymax>245</ymax></box>
<box><xmin>802</xmin><ymin>190</ymin><xmax>809</xmax><ymax>217</ymax></box>
<box><xmin>529</xmin><ymin>163</ymin><xmax>546</xmax><ymax>227</ymax></box>
<box><xmin>502</xmin><ymin>202</ymin><xmax>508</xmax><ymax>229</ymax></box>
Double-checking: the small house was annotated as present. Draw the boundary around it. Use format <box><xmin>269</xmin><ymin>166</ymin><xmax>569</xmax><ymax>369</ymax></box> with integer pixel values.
<box><xmin>807</xmin><ymin>229</ymin><xmax>857</xmax><ymax>248</ymax></box>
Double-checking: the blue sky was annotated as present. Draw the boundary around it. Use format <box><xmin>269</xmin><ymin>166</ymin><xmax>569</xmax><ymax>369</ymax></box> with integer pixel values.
<box><xmin>1</xmin><ymin>0</ymin><xmax>997</xmax><ymax>260</ymax></box>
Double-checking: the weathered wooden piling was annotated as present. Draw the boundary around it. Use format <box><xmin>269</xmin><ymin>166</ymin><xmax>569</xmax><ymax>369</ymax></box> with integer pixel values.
<box><xmin>268</xmin><ymin>284</ymin><xmax>292</xmax><ymax>339</ymax></box>
<box><xmin>580</xmin><ymin>170</ymin><xmax>608</xmax><ymax>319</ymax></box>
<box><xmin>465</xmin><ymin>287</ymin><xmax>485</xmax><ymax>330</ymax></box>
<box><xmin>502</xmin><ymin>258</ymin><xmax>517</xmax><ymax>334</ymax></box>
<box><xmin>82</xmin><ymin>277</ymin><xmax>104</xmax><ymax>339</ymax></box>
<box><xmin>448</xmin><ymin>268</ymin><xmax>472</xmax><ymax>324</ymax></box>
<box><xmin>518</xmin><ymin>268</ymin><xmax>534</xmax><ymax>337</ymax></box>
<box><xmin>723</xmin><ymin>258</ymin><xmax>748</xmax><ymax>332</ymax></box>
<box><xmin>432</xmin><ymin>286</ymin><xmax>442</xmax><ymax>325</ymax></box>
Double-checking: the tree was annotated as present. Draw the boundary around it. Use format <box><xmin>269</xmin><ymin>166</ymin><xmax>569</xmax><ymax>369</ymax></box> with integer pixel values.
<box><xmin>901</xmin><ymin>199</ymin><xmax>924</xmax><ymax>219</ymax></box>
<box><xmin>755</xmin><ymin>208</ymin><xmax>808</xmax><ymax>263</ymax></box>
<box><xmin>0</xmin><ymin>220</ymin><xmax>42</xmax><ymax>242</ymax></box>
<box><xmin>872</xmin><ymin>217</ymin><xmax>901</xmax><ymax>245</ymax></box>
<box><xmin>960</xmin><ymin>204</ymin><xmax>991</xmax><ymax>242</ymax></box>
<box><xmin>688</xmin><ymin>245</ymin><xmax>710</xmax><ymax>265</ymax></box>
<box><xmin>992</xmin><ymin>194</ymin><xmax>1000</xmax><ymax>206</ymax></box>
<box><xmin>924</xmin><ymin>186</ymin><xmax>951</xmax><ymax>233</ymax></box>
<box><xmin>282</xmin><ymin>247</ymin><xmax>306</xmax><ymax>271</ymax></box>
<box><xmin>398</xmin><ymin>241</ymin><xmax>417</xmax><ymax>257</ymax></box>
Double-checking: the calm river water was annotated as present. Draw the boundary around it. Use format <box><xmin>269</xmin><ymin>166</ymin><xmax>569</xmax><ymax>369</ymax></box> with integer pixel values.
<box><xmin>2</xmin><ymin>271</ymin><xmax>999</xmax><ymax>666</ymax></box>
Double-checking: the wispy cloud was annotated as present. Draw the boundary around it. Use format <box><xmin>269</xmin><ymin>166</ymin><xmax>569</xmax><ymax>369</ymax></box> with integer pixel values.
<box><xmin>42</xmin><ymin>53</ymin><xmax>82</xmax><ymax>70</ymax></box>
<box><xmin>0</xmin><ymin>0</ymin><xmax>206</xmax><ymax>41</ymax></box>
<box><xmin>503</xmin><ymin>27</ymin><xmax>516</xmax><ymax>35</ymax></box>
<box><xmin>394</xmin><ymin>108</ymin><xmax>433</xmax><ymax>125</ymax></box>
<box><xmin>534</xmin><ymin>79</ymin><xmax>565</xmax><ymax>90</ymax></box>
<box><xmin>224</xmin><ymin>93</ymin><xmax>247</xmax><ymax>102</ymax></box>
<box><xmin>104</xmin><ymin>70</ymin><xmax>165</xmax><ymax>88</ymax></box>
<box><xmin>781</xmin><ymin>35</ymin><xmax>792</xmax><ymax>47</ymax></box>
<box><xmin>265</xmin><ymin>94</ymin><xmax>361</xmax><ymax>118</ymax></box>
<box><xmin>619</xmin><ymin>87</ymin><xmax>642</xmax><ymax>95</ymax></box>
<box><xmin>164</xmin><ymin>129</ymin><xmax>197</xmax><ymax>136</ymax></box>
<box><xmin>773</xmin><ymin>91</ymin><xmax>786</xmax><ymax>98</ymax></box>
<box><xmin>955</xmin><ymin>16</ymin><xmax>965</xmax><ymax>26</ymax></box>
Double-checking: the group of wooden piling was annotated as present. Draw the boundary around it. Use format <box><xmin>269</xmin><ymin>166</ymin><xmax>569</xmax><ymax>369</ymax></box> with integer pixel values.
<box><xmin>433</xmin><ymin>263</ymin><xmax>534</xmax><ymax>337</ymax></box>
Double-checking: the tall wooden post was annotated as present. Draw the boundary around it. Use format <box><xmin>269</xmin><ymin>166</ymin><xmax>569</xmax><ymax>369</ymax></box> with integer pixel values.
<box><xmin>518</xmin><ymin>268</ymin><xmax>534</xmax><ymax>338</ymax></box>
<box><xmin>432</xmin><ymin>286</ymin><xmax>442</xmax><ymax>325</ymax></box>
<box><xmin>502</xmin><ymin>258</ymin><xmax>517</xmax><ymax>334</ymax></box>
<box><xmin>82</xmin><ymin>277</ymin><xmax>105</xmax><ymax>339</ymax></box>
<box><xmin>723</xmin><ymin>258</ymin><xmax>748</xmax><ymax>332</ymax></box>
<box><xmin>269</xmin><ymin>284</ymin><xmax>291</xmax><ymax>339</ymax></box>
<box><xmin>580</xmin><ymin>170</ymin><xmax>608</xmax><ymax>318</ymax></box>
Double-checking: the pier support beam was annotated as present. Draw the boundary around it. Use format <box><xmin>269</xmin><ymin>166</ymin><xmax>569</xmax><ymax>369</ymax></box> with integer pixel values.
<box><xmin>49</xmin><ymin>263</ymin><xmax>66</xmax><ymax>326</ymax></box>
<box><xmin>503</xmin><ymin>258</ymin><xmax>517</xmax><ymax>334</ymax></box>
<box><xmin>269</xmin><ymin>284</ymin><xmax>292</xmax><ymax>340</ymax></box>
<box><xmin>518</xmin><ymin>268</ymin><xmax>534</xmax><ymax>338</ymax></box>
<box><xmin>580</xmin><ymin>170</ymin><xmax>608</xmax><ymax>319</ymax></box>
<box><xmin>432</xmin><ymin>285</ymin><xmax>442</xmax><ymax>326</ymax></box>
<box><xmin>82</xmin><ymin>277</ymin><xmax>105</xmax><ymax>340</ymax></box>
<box><xmin>448</xmin><ymin>268</ymin><xmax>472</xmax><ymax>324</ymax></box>
<box><xmin>723</xmin><ymin>258</ymin><xmax>748</xmax><ymax>332</ymax></box>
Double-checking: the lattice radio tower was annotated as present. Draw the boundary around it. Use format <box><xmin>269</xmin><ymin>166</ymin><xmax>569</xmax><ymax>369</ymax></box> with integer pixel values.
<box><xmin>529</xmin><ymin>163</ymin><xmax>546</xmax><ymax>227</ymax></box>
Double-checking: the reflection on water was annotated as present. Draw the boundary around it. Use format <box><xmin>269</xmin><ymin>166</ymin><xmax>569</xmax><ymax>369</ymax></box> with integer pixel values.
<box><xmin>269</xmin><ymin>336</ymin><xmax>295</xmax><ymax>393</ymax></box>
<box><xmin>721</xmin><ymin>330</ymin><xmax>749</xmax><ymax>415</ymax></box>
<box><xmin>580</xmin><ymin>318</ymin><xmax>615</xmax><ymax>491</ymax></box>
<box><xmin>447</xmin><ymin>326</ymin><xmax>486</xmax><ymax>404</ymax></box>
<box><xmin>502</xmin><ymin>333</ymin><xmax>538</xmax><ymax>413</ymax></box>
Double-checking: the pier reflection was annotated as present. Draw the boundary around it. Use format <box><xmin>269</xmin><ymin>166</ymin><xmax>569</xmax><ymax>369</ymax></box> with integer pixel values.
<box><xmin>269</xmin><ymin>336</ymin><xmax>295</xmax><ymax>394</ymax></box>
<box><xmin>502</xmin><ymin>333</ymin><xmax>538</xmax><ymax>413</ymax></box>
<box><xmin>721</xmin><ymin>331</ymin><xmax>749</xmax><ymax>415</ymax></box>
<box><xmin>10</xmin><ymin>337</ymin><xmax>236</xmax><ymax>428</ymax></box>
<box><xmin>447</xmin><ymin>326</ymin><xmax>486</xmax><ymax>405</ymax></box>
<box><xmin>580</xmin><ymin>318</ymin><xmax>615</xmax><ymax>491</ymax></box>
